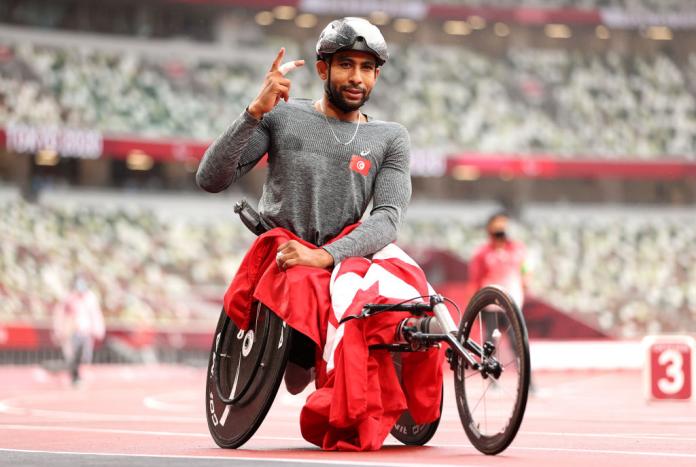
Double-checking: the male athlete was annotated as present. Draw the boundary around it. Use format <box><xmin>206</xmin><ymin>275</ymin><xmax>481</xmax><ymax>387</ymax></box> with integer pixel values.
<box><xmin>198</xmin><ymin>18</ymin><xmax>438</xmax><ymax>451</ymax></box>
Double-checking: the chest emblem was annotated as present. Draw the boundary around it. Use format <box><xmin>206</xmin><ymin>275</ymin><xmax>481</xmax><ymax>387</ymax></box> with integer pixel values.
<box><xmin>349</xmin><ymin>154</ymin><xmax>371</xmax><ymax>176</ymax></box>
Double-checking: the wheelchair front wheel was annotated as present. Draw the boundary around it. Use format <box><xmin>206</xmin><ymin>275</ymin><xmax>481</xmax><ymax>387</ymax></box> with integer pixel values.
<box><xmin>205</xmin><ymin>303</ymin><xmax>292</xmax><ymax>448</ymax></box>
<box><xmin>453</xmin><ymin>286</ymin><xmax>530</xmax><ymax>455</ymax></box>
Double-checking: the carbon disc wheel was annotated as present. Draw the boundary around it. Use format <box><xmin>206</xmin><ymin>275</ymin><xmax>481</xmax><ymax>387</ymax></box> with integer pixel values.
<box><xmin>390</xmin><ymin>352</ymin><xmax>442</xmax><ymax>446</ymax></box>
<box><xmin>454</xmin><ymin>286</ymin><xmax>530</xmax><ymax>455</ymax></box>
<box><xmin>205</xmin><ymin>303</ymin><xmax>292</xmax><ymax>448</ymax></box>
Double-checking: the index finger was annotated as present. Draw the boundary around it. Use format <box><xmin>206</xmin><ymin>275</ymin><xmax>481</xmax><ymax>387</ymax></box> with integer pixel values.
<box><xmin>279</xmin><ymin>60</ymin><xmax>305</xmax><ymax>76</ymax></box>
<box><xmin>270</xmin><ymin>47</ymin><xmax>285</xmax><ymax>71</ymax></box>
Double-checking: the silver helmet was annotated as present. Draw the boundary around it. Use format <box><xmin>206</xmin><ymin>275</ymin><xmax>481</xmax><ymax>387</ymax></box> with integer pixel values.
<box><xmin>316</xmin><ymin>17</ymin><xmax>389</xmax><ymax>66</ymax></box>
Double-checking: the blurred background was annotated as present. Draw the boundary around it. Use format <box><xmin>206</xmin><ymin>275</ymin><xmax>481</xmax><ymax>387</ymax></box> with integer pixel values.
<box><xmin>0</xmin><ymin>0</ymin><xmax>695</xmax><ymax>368</ymax></box>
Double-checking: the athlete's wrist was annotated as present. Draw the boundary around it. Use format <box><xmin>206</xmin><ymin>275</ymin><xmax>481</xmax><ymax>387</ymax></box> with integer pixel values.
<box><xmin>316</xmin><ymin>248</ymin><xmax>334</xmax><ymax>268</ymax></box>
<box><xmin>247</xmin><ymin>102</ymin><xmax>264</xmax><ymax>121</ymax></box>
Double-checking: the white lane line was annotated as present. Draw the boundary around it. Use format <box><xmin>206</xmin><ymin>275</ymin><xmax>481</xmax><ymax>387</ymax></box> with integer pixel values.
<box><xmin>143</xmin><ymin>393</ymin><xmax>196</xmax><ymax>413</ymax></box>
<box><xmin>3</xmin><ymin>425</ymin><xmax>696</xmax><ymax>459</ymax></box>
<box><xmin>0</xmin><ymin>401</ymin><xmax>298</xmax><ymax>424</ymax></box>
<box><xmin>514</xmin><ymin>446</ymin><xmax>696</xmax><ymax>459</ymax></box>
<box><xmin>430</xmin><ymin>443</ymin><xmax>696</xmax><ymax>458</ymax></box>
<box><xmin>437</xmin><ymin>426</ymin><xmax>696</xmax><ymax>441</ymax></box>
<box><xmin>0</xmin><ymin>424</ymin><xmax>208</xmax><ymax>437</ymax></box>
<box><xmin>0</xmin><ymin>448</ymin><xmax>473</xmax><ymax>467</ymax></box>
<box><xmin>0</xmin><ymin>405</ymin><xmax>201</xmax><ymax>423</ymax></box>
<box><xmin>0</xmin><ymin>424</ymin><xmax>300</xmax><ymax>441</ymax></box>
<box><xmin>0</xmin><ymin>402</ymin><xmax>26</xmax><ymax>415</ymax></box>
<box><xmin>439</xmin><ymin>414</ymin><xmax>696</xmax><ymax>425</ymax></box>
<box><xmin>522</xmin><ymin>431</ymin><xmax>696</xmax><ymax>442</ymax></box>
<box><xmin>0</xmin><ymin>395</ymin><xmax>200</xmax><ymax>422</ymax></box>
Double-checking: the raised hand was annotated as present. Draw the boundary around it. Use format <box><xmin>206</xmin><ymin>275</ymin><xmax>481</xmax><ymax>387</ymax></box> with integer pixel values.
<box><xmin>248</xmin><ymin>48</ymin><xmax>304</xmax><ymax>120</ymax></box>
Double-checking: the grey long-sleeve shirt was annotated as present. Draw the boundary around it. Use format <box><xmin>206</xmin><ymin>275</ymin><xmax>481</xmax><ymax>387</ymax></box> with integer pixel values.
<box><xmin>196</xmin><ymin>98</ymin><xmax>411</xmax><ymax>264</ymax></box>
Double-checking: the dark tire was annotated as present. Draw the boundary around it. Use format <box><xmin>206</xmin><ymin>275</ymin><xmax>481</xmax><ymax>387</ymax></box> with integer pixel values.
<box><xmin>205</xmin><ymin>303</ymin><xmax>291</xmax><ymax>448</ymax></box>
<box><xmin>390</xmin><ymin>352</ymin><xmax>442</xmax><ymax>446</ymax></box>
<box><xmin>454</xmin><ymin>286</ymin><xmax>530</xmax><ymax>455</ymax></box>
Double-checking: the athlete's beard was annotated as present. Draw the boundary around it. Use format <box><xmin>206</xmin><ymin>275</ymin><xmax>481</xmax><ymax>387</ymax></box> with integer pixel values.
<box><xmin>325</xmin><ymin>78</ymin><xmax>371</xmax><ymax>113</ymax></box>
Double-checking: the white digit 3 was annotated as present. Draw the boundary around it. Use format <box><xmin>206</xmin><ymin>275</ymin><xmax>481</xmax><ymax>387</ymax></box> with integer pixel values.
<box><xmin>657</xmin><ymin>349</ymin><xmax>685</xmax><ymax>395</ymax></box>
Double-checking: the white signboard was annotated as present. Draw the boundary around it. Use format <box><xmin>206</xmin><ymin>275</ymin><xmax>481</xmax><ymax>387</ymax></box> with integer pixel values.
<box><xmin>5</xmin><ymin>122</ymin><xmax>103</xmax><ymax>159</ymax></box>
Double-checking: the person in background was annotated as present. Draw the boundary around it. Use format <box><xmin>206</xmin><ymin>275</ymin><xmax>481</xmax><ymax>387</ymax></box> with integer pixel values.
<box><xmin>468</xmin><ymin>211</ymin><xmax>533</xmax><ymax>391</ymax></box>
<box><xmin>468</xmin><ymin>211</ymin><xmax>528</xmax><ymax>308</ymax></box>
<box><xmin>52</xmin><ymin>275</ymin><xmax>105</xmax><ymax>385</ymax></box>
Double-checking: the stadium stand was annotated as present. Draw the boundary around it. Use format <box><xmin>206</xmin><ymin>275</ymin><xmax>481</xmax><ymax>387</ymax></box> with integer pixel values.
<box><xmin>1</xmin><ymin>35</ymin><xmax>695</xmax><ymax>159</ymax></box>
<box><xmin>0</xmin><ymin>1</ymin><xmax>695</xmax><ymax>350</ymax></box>
<box><xmin>0</xmin><ymin>196</ymin><xmax>252</xmax><ymax>326</ymax></box>
<box><xmin>429</xmin><ymin>0</ymin><xmax>690</xmax><ymax>11</ymax></box>
<box><xmin>401</xmin><ymin>206</ymin><xmax>696</xmax><ymax>338</ymax></box>
<box><xmin>1</xmin><ymin>192</ymin><xmax>694</xmax><ymax>338</ymax></box>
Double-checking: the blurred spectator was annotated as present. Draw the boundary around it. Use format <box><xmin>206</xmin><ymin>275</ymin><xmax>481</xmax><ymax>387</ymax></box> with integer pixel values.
<box><xmin>466</xmin><ymin>211</ymin><xmax>533</xmax><ymax>390</ymax></box>
<box><xmin>52</xmin><ymin>274</ymin><xmax>105</xmax><ymax>384</ymax></box>
<box><xmin>1</xmin><ymin>39</ymin><xmax>696</xmax><ymax>160</ymax></box>
<box><xmin>467</xmin><ymin>212</ymin><xmax>529</xmax><ymax>307</ymax></box>
<box><xmin>400</xmin><ymin>209</ymin><xmax>696</xmax><ymax>337</ymax></box>
<box><xmin>427</xmin><ymin>0</ymin><xmax>692</xmax><ymax>11</ymax></box>
<box><xmin>0</xmin><ymin>199</ymin><xmax>250</xmax><ymax>326</ymax></box>
<box><xmin>1</xmin><ymin>198</ymin><xmax>694</xmax><ymax>338</ymax></box>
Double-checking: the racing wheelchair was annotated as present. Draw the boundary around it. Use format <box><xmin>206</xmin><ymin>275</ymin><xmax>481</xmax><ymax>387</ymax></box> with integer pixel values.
<box><xmin>206</xmin><ymin>200</ymin><xmax>530</xmax><ymax>455</ymax></box>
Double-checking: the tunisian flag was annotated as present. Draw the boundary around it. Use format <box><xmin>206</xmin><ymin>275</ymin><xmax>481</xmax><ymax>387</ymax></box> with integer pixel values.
<box><xmin>223</xmin><ymin>227</ymin><xmax>443</xmax><ymax>451</ymax></box>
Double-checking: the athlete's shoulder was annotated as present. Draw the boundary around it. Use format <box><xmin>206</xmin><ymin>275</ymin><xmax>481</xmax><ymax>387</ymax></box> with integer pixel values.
<box><xmin>263</xmin><ymin>98</ymin><xmax>315</xmax><ymax>123</ymax></box>
<box><xmin>369</xmin><ymin>117</ymin><xmax>407</xmax><ymax>132</ymax></box>
<box><xmin>275</xmin><ymin>98</ymin><xmax>314</xmax><ymax>114</ymax></box>
<box><xmin>364</xmin><ymin>119</ymin><xmax>409</xmax><ymax>148</ymax></box>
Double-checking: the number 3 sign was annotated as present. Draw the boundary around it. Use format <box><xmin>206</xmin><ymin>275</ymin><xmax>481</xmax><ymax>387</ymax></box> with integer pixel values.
<box><xmin>643</xmin><ymin>336</ymin><xmax>695</xmax><ymax>401</ymax></box>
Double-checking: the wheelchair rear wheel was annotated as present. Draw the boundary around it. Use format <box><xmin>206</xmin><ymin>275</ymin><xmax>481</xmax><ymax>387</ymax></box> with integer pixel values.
<box><xmin>453</xmin><ymin>286</ymin><xmax>530</xmax><ymax>455</ymax></box>
<box><xmin>205</xmin><ymin>303</ymin><xmax>292</xmax><ymax>448</ymax></box>
<box><xmin>390</xmin><ymin>352</ymin><xmax>443</xmax><ymax>446</ymax></box>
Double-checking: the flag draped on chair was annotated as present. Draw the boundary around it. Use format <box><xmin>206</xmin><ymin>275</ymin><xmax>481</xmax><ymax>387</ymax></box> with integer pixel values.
<box><xmin>224</xmin><ymin>227</ymin><xmax>443</xmax><ymax>451</ymax></box>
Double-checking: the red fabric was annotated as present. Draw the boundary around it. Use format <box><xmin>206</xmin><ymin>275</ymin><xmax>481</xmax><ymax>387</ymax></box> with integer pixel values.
<box><xmin>468</xmin><ymin>240</ymin><xmax>526</xmax><ymax>306</ymax></box>
<box><xmin>223</xmin><ymin>225</ymin><xmax>356</xmax><ymax>346</ymax></box>
<box><xmin>223</xmin><ymin>229</ymin><xmax>443</xmax><ymax>451</ymax></box>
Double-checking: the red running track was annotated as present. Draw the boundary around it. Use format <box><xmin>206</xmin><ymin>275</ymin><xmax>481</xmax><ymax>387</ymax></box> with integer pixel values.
<box><xmin>0</xmin><ymin>364</ymin><xmax>695</xmax><ymax>466</ymax></box>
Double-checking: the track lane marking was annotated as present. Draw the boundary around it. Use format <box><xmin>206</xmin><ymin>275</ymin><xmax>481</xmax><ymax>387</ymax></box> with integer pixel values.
<box><xmin>2</xmin><ymin>425</ymin><xmax>696</xmax><ymax>458</ymax></box>
<box><xmin>143</xmin><ymin>394</ymin><xmax>196</xmax><ymax>413</ymax></box>
<box><xmin>430</xmin><ymin>443</ymin><xmax>696</xmax><ymax>458</ymax></box>
<box><xmin>438</xmin><ymin>426</ymin><xmax>696</xmax><ymax>440</ymax></box>
<box><xmin>521</xmin><ymin>431</ymin><xmax>696</xmax><ymax>442</ymax></box>
<box><xmin>0</xmin><ymin>448</ymin><xmax>474</xmax><ymax>467</ymax></box>
<box><xmin>0</xmin><ymin>424</ymin><xmax>209</xmax><ymax>437</ymax></box>
<box><xmin>0</xmin><ymin>424</ymin><xmax>303</xmax><ymax>441</ymax></box>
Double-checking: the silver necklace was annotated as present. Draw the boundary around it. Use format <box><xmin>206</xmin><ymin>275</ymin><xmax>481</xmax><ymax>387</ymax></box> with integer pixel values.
<box><xmin>319</xmin><ymin>101</ymin><xmax>361</xmax><ymax>146</ymax></box>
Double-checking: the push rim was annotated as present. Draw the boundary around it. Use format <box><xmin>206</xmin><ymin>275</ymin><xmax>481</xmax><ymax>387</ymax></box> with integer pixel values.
<box><xmin>214</xmin><ymin>302</ymin><xmax>271</xmax><ymax>404</ymax></box>
<box><xmin>206</xmin><ymin>304</ymin><xmax>291</xmax><ymax>449</ymax></box>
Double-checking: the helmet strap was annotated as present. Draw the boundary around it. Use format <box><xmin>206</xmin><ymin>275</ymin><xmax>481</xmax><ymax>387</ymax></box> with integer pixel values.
<box><xmin>324</xmin><ymin>55</ymin><xmax>357</xmax><ymax>114</ymax></box>
<box><xmin>324</xmin><ymin>56</ymin><xmax>339</xmax><ymax>108</ymax></box>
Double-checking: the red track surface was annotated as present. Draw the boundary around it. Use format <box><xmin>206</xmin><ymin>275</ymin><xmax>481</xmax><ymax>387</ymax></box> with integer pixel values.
<box><xmin>1</xmin><ymin>364</ymin><xmax>695</xmax><ymax>466</ymax></box>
